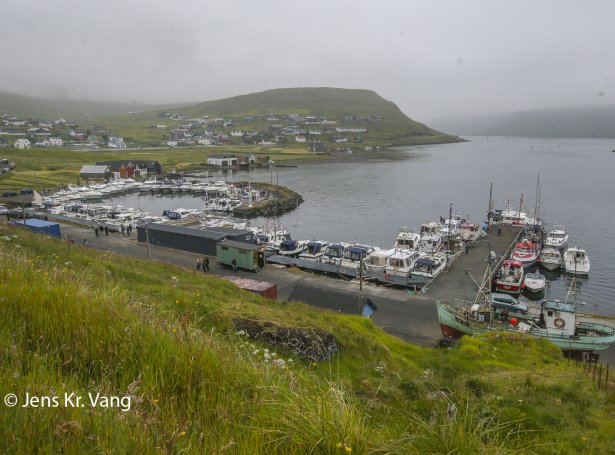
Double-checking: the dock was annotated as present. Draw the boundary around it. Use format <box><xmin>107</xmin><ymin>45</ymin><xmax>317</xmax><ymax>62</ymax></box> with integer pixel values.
<box><xmin>424</xmin><ymin>224</ymin><xmax>523</xmax><ymax>302</ymax></box>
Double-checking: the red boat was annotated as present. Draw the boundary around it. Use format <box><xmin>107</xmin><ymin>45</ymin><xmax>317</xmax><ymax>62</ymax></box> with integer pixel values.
<box><xmin>494</xmin><ymin>259</ymin><xmax>524</xmax><ymax>294</ymax></box>
<box><xmin>510</xmin><ymin>240</ymin><xmax>540</xmax><ymax>267</ymax></box>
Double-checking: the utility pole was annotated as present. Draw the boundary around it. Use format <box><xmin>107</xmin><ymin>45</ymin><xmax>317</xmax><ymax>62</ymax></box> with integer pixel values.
<box><xmin>145</xmin><ymin>222</ymin><xmax>151</xmax><ymax>259</ymax></box>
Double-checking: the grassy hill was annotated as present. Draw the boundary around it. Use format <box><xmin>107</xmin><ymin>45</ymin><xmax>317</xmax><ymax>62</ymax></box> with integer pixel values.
<box><xmin>101</xmin><ymin>87</ymin><xmax>461</xmax><ymax>147</ymax></box>
<box><xmin>1</xmin><ymin>223</ymin><xmax>615</xmax><ymax>453</ymax></box>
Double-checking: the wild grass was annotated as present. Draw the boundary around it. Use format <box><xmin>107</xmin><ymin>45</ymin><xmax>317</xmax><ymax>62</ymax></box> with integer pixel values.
<box><xmin>1</xmin><ymin>224</ymin><xmax>614</xmax><ymax>453</ymax></box>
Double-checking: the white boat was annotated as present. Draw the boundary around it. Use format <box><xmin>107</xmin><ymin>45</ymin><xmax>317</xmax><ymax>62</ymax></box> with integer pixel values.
<box><xmin>524</xmin><ymin>271</ymin><xmax>546</xmax><ymax>293</ymax></box>
<box><xmin>395</xmin><ymin>227</ymin><xmax>421</xmax><ymax>250</ymax></box>
<box><xmin>563</xmin><ymin>247</ymin><xmax>590</xmax><ymax>275</ymax></box>
<box><xmin>411</xmin><ymin>253</ymin><xmax>447</xmax><ymax>279</ymax></box>
<box><xmin>539</xmin><ymin>247</ymin><xmax>562</xmax><ymax>271</ymax></box>
<box><xmin>386</xmin><ymin>249</ymin><xmax>422</xmax><ymax>277</ymax></box>
<box><xmin>364</xmin><ymin>248</ymin><xmax>396</xmax><ymax>273</ymax></box>
<box><xmin>162</xmin><ymin>208</ymin><xmax>200</xmax><ymax>220</ymax></box>
<box><xmin>298</xmin><ymin>241</ymin><xmax>329</xmax><ymax>262</ymax></box>
<box><xmin>418</xmin><ymin>233</ymin><xmax>443</xmax><ymax>254</ymax></box>
<box><xmin>278</xmin><ymin>239</ymin><xmax>307</xmax><ymax>257</ymax></box>
<box><xmin>322</xmin><ymin>243</ymin><xmax>347</xmax><ymax>265</ymax></box>
<box><xmin>340</xmin><ymin>245</ymin><xmax>374</xmax><ymax>269</ymax></box>
<box><xmin>544</xmin><ymin>224</ymin><xmax>569</xmax><ymax>249</ymax></box>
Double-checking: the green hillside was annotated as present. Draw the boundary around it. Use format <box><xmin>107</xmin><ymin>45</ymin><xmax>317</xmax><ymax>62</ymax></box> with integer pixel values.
<box><xmin>1</xmin><ymin>224</ymin><xmax>615</xmax><ymax>453</ymax></box>
<box><xmin>102</xmin><ymin>87</ymin><xmax>461</xmax><ymax>147</ymax></box>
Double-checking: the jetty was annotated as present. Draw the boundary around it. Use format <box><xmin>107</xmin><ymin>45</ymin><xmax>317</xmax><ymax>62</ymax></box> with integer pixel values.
<box><xmin>424</xmin><ymin>224</ymin><xmax>522</xmax><ymax>301</ymax></box>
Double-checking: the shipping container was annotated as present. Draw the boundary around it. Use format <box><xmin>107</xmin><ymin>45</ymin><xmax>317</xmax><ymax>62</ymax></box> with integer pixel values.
<box><xmin>216</xmin><ymin>239</ymin><xmax>265</xmax><ymax>271</ymax></box>
<box><xmin>221</xmin><ymin>275</ymin><xmax>277</xmax><ymax>299</ymax></box>
<box><xmin>12</xmin><ymin>219</ymin><xmax>61</xmax><ymax>238</ymax></box>
<box><xmin>137</xmin><ymin>223</ymin><xmax>255</xmax><ymax>256</ymax></box>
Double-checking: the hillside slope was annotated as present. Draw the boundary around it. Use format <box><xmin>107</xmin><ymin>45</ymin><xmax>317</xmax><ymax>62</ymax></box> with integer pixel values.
<box><xmin>1</xmin><ymin>224</ymin><xmax>614</xmax><ymax>453</ymax></box>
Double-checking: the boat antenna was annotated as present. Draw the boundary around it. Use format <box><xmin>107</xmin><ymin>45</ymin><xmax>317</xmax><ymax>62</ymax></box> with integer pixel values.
<box><xmin>487</xmin><ymin>181</ymin><xmax>493</xmax><ymax>224</ymax></box>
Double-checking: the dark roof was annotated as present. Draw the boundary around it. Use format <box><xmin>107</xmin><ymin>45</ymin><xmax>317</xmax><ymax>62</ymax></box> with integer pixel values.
<box><xmin>96</xmin><ymin>160</ymin><xmax>161</xmax><ymax>170</ymax></box>
<box><xmin>347</xmin><ymin>246</ymin><xmax>367</xmax><ymax>254</ymax></box>
<box><xmin>219</xmin><ymin>239</ymin><xmax>263</xmax><ymax>251</ymax></box>
<box><xmin>416</xmin><ymin>258</ymin><xmax>436</xmax><ymax>266</ymax></box>
<box><xmin>208</xmin><ymin>154</ymin><xmax>237</xmax><ymax>159</ymax></box>
<box><xmin>141</xmin><ymin>223</ymin><xmax>251</xmax><ymax>240</ymax></box>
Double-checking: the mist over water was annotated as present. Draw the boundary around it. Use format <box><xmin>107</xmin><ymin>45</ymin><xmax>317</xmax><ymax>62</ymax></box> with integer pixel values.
<box><xmin>113</xmin><ymin>136</ymin><xmax>615</xmax><ymax>315</ymax></box>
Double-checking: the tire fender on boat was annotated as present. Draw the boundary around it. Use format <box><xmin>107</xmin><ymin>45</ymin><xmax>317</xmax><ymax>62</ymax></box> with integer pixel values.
<box><xmin>554</xmin><ymin>317</ymin><xmax>565</xmax><ymax>328</ymax></box>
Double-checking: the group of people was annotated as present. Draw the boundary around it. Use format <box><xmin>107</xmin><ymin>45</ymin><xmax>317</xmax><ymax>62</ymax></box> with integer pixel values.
<box><xmin>196</xmin><ymin>257</ymin><xmax>210</xmax><ymax>273</ymax></box>
<box><xmin>94</xmin><ymin>225</ymin><xmax>109</xmax><ymax>237</ymax></box>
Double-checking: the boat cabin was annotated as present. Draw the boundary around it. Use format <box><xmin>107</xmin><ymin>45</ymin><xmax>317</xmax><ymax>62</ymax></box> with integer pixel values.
<box><xmin>343</xmin><ymin>246</ymin><xmax>370</xmax><ymax>264</ymax></box>
<box><xmin>365</xmin><ymin>249</ymin><xmax>394</xmax><ymax>272</ymax></box>
<box><xmin>420</xmin><ymin>222</ymin><xmax>441</xmax><ymax>236</ymax></box>
<box><xmin>323</xmin><ymin>243</ymin><xmax>346</xmax><ymax>264</ymax></box>
<box><xmin>541</xmin><ymin>300</ymin><xmax>575</xmax><ymax>336</ymax></box>
<box><xmin>395</xmin><ymin>227</ymin><xmax>421</xmax><ymax>250</ymax></box>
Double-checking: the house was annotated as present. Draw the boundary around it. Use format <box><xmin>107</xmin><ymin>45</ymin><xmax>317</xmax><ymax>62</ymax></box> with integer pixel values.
<box><xmin>197</xmin><ymin>138</ymin><xmax>212</xmax><ymax>145</ymax></box>
<box><xmin>80</xmin><ymin>165</ymin><xmax>110</xmax><ymax>179</ymax></box>
<box><xmin>107</xmin><ymin>137</ymin><xmax>127</xmax><ymax>149</ymax></box>
<box><xmin>230</xmin><ymin>130</ymin><xmax>244</xmax><ymax>137</ymax></box>
<box><xmin>329</xmin><ymin>136</ymin><xmax>348</xmax><ymax>143</ymax></box>
<box><xmin>14</xmin><ymin>138</ymin><xmax>31</xmax><ymax>149</ymax></box>
<box><xmin>308</xmin><ymin>141</ymin><xmax>328</xmax><ymax>153</ymax></box>
<box><xmin>295</xmin><ymin>135</ymin><xmax>306</xmax><ymax>143</ymax></box>
<box><xmin>34</xmin><ymin>140</ymin><xmax>50</xmax><ymax>147</ymax></box>
<box><xmin>48</xmin><ymin>137</ymin><xmax>63</xmax><ymax>147</ymax></box>
<box><xmin>237</xmin><ymin>154</ymin><xmax>256</xmax><ymax>166</ymax></box>
<box><xmin>207</xmin><ymin>154</ymin><xmax>237</xmax><ymax>167</ymax></box>
<box><xmin>96</xmin><ymin>160</ymin><xmax>162</xmax><ymax>175</ymax></box>
<box><xmin>166</xmin><ymin>139</ymin><xmax>178</xmax><ymax>147</ymax></box>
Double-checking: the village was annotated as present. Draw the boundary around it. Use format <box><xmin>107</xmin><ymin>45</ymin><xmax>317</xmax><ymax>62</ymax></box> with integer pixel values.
<box><xmin>0</xmin><ymin>111</ymin><xmax>381</xmax><ymax>152</ymax></box>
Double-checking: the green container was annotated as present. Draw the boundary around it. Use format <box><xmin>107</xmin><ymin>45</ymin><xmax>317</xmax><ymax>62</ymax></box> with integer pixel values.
<box><xmin>216</xmin><ymin>239</ymin><xmax>265</xmax><ymax>271</ymax></box>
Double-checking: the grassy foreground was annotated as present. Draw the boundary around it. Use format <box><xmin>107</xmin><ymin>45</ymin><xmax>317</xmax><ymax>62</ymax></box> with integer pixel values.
<box><xmin>1</xmin><ymin>224</ymin><xmax>615</xmax><ymax>454</ymax></box>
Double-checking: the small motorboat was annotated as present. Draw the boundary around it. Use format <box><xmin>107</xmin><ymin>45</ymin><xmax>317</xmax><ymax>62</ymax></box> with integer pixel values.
<box><xmin>563</xmin><ymin>247</ymin><xmax>590</xmax><ymax>275</ymax></box>
<box><xmin>544</xmin><ymin>224</ymin><xmax>569</xmax><ymax>249</ymax></box>
<box><xmin>524</xmin><ymin>271</ymin><xmax>546</xmax><ymax>293</ymax></box>
<box><xmin>539</xmin><ymin>247</ymin><xmax>562</xmax><ymax>271</ymax></box>
<box><xmin>298</xmin><ymin>241</ymin><xmax>329</xmax><ymax>262</ymax></box>
<box><xmin>278</xmin><ymin>239</ymin><xmax>307</xmax><ymax>257</ymax></box>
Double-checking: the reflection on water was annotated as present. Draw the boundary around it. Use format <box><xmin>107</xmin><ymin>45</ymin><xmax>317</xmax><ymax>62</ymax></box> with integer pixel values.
<box><xmin>113</xmin><ymin>136</ymin><xmax>615</xmax><ymax>315</ymax></box>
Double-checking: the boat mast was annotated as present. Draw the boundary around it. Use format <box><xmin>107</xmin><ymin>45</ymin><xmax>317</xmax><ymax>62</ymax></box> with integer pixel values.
<box><xmin>518</xmin><ymin>193</ymin><xmax>524</xmax><ymax>222</ymax></box>
<box><xmin>488</xmin><ymin>181</ymin><xmax>493</xmax><ymax>225</ymax></box>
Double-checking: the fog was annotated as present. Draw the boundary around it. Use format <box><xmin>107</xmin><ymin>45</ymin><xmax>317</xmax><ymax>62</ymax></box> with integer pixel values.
<box><xmin>2</xmin><ymin>0</ymin><xmax>614</xmax><ymax>121</ymax></box>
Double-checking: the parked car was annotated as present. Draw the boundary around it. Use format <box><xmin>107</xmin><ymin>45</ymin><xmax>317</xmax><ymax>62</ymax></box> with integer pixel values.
<box><xmin>0</xmin><ymin>205</ymin><xmax>8</xmax><ymax>215</ymax></box>
<box><xmin>0</xmin><ymin>167</ymin><xmax>9</xmax><ymax>173</ymax></box>
<box><xmin>19</xmin><ymin>188</ymin><xmax>34</xmax><ymax>195</ymax></box>
<box><xmin>1</xmin><ymin>191</ymin><xmax>18</xmax><ymax>197</ymax></box>
<box><xmin>490</xmin><ymin>292</ymin><xmax>529</xmax><ymax>314</ymax></box>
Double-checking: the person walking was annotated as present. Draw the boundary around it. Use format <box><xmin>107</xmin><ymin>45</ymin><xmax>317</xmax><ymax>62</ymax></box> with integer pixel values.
<box><xmin>232</xmin><ymin>259</ymin><xmax>237</xmax><ymax>272</ymax></box>
<box><xmin>94</xmin><ymin>226</ymin><xmax>99</xmax><ymax>238</ymax></box>
<box><xmin>121</xmin><ymin>224</ymin><xmax>125</xmax><ymax>236</ymax></box>
<box><xmin>104</xmin><ymin>226</ymin><xmax>109</xmax><ymax>236</ymax></box>
<box><xmin>196</xmin><ymin>259</ymin><xmax>201</xmax><ymax>271</ymax></box>
<box><xmin>204</xmin><ymin>257</ymin><xmax>209</xmax><ymax>272</ymax></box>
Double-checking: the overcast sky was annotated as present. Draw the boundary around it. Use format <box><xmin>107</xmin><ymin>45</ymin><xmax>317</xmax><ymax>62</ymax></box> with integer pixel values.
<box><xmin>1</xmin><ymin>0</ymin><xmax>614</xmax><ymax>121</ymax></box>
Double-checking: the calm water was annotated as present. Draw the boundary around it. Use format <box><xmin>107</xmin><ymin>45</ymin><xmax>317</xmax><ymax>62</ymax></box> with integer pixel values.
<box><xmin>113</xmin><ymin>136</ymin><xmax>615</xmax><ymax>315</ymax></box>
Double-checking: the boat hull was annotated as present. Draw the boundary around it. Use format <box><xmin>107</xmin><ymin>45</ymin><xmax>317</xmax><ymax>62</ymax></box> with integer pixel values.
<box><xmin>437</xmin><ymin>303</ymin><xmax>615</xmax><ymax>351</ymax></box>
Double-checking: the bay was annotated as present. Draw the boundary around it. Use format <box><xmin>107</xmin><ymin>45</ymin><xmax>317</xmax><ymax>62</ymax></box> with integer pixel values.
<box><xmin>112</xmin><ymin>136</ymin><xmax>615</xmax><ymax>316</ymax></box>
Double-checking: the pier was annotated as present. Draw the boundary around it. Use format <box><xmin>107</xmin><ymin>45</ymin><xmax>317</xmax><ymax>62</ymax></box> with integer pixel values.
<box><xmin>423</xmin><ymin>224</ymin><xmax>522</xmax><ymax>302</ymax></box>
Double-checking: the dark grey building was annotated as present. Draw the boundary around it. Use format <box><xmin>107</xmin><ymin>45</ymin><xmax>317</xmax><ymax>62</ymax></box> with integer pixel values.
<box><xmin>136</xmin><ymin>223</ymin><xmax>255</xmax><ymax>256</ymax></box>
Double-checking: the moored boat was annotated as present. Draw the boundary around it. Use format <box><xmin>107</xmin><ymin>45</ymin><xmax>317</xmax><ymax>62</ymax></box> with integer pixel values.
<box><xmin>563</xmin><ymin>247</ymin><xmax>590</xmax><ymax>275</ymax></box>
<box><xmin>494</xmin><ymin>259</ymin><xmax>524</xmax><ymax>294</ymax></box>
<box><xmin>299</xmin><ymin>241</ymin><xmax>329</xmax><ymax>262</ymax></box>
<box><xmin>436</xmin><ymin>300</ymin><xmax>615</xmax><ymax>351</ymax></box>
<box><xmin>510</xmin><ymin>239</ymin><xmax>540</xmax><ymax>267</ymax></box>
<box><xmin>539</xmin><ymin>247</ymin><xmax>562</xmax><ymax>271</ymax></box>
<box><xmin>411</xmin><ymin>253</ymin><xmax>447</xmax><ymax>279</ymax></box>
<box><xmin>524</xmin><ymin>271</ymin><xmax>546</xmax><ymax>293</ymax></box>
<box><xmin>544</xmin><ymin>224</ymin><xmax>569</xmax><ymax>249</ymax></box>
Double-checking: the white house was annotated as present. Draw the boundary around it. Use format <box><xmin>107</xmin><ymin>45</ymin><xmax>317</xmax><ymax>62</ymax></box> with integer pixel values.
<box><xmin>230</xmin><ymin>130</ymin><xmax>244</xmax><ymax>137</ymax></box>
<box><xmin>207</xmin><ymin>154</ymin><xmax>237</xmax><ymax>167</ymax></box>
<box><xmin>34</xmin><ymin>140</ymin><xmax>50</xmax><ymax>147</ymax></box>
<box><xmin>166</xmin><ymin>139</ymin><xmax>178</xmax><ymax>147</ymax></box>
<box><xmin>295</xmin><ymin>135</ymin><xmax>306</xmax><ymax>143</ymax></box>
<box><xmin>197</xmin><ymin>138</ymin><xmax>211</xmax><ymax>145</ymax></box>
<box><xmin>108</xmin><ymin>137</ymin><xmax>127</xmax><ymax>149</ymax></box>
<box><xmin>49</xmin><ymin>137</ymin><xmax>63</xmax><ymax>147</ymax></box>
<box><xmin>14</xmin><ymin>138</ymin><xmax>31</xmax><ymax>149</ymax></box>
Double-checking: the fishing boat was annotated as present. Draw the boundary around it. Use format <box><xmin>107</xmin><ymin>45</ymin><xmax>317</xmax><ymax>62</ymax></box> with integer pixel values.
<box><xmin>510</xmin><ymin>239</ymin><xmax>540</xmax><ymax>267</ymax></box>
<box><xmin>298</xmin><ymin>241</ymin><xmax>329</xmax><ymax>262</ymax></box>
<box><xmin>524</xmin><ymin>271</ymin><xmax>546</xmax><ymax>293</ymax></box>
<box><xmin>539</xmin><ymin>247</ymin><xmax>562</xmax><ymax>271</ymax></box>
<box><xmin>544</xmin><ymin>225</ymin><xmax>569</xmax><ymax>249</ymax></box>
<box><xmin>563</xmin><ymin>247</ymin><xmax>591</xmax><ymax>275</ymax></box>
<box><xmin>436</xmin><ymin>300</ymin><xmax>615</xmax><ymax>351</ymax></box>
<box><xmin>437</xmin><ymin>274</ymin><xmax>615</xmax><ymax>352</ymax></box>
<box><xmin>494</xmin><ymin>259</ymin><xmax>524</xmax><ymax>294</ymax></box>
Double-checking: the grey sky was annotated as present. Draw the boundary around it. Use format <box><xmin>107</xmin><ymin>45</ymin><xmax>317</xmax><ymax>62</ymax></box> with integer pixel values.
<box><xmin>1</xmin><ymin>0</ymin><xmax>614</xmax><ymax>121</ymax></box>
